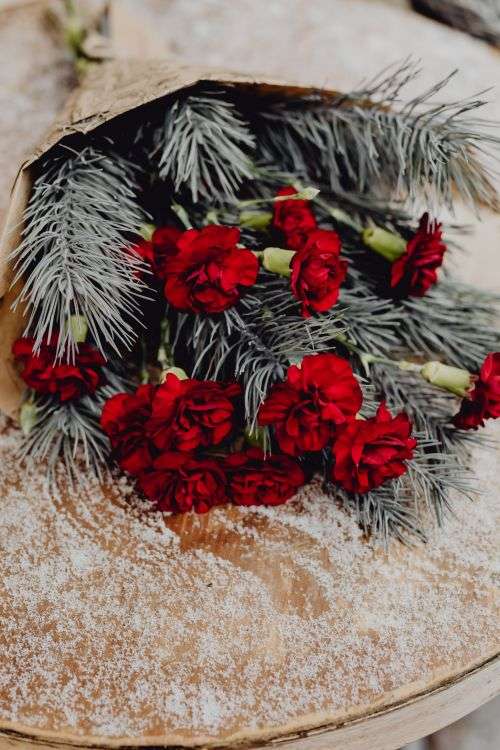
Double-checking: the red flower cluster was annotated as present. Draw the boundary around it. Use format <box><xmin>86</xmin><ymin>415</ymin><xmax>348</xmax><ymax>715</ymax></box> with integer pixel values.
<box><xmin>258</xmin><ymin>353</ymin><xmax>362</xmax><ymax>455</ymax></box>
<box><xmin>13</xmin><ymin>336</ymin><xmax>105</xmax><ymax>402</ymax></box>
<box><xmin>453</xmin><ymin>353</ymin><xmax>500</xmax><ymax>430</ymax></box>
<box><xmin>138</xmin><ymin>453</ymin><xmax>229</xmax><ymax>513</ymax></box>
<box><xmin>136</xmin><ymin>224</ymin><xmax>259</xmax><ymax>314</ymax></box>
<box><xmin>101</xmin><ymin>373</ymin><xmax>305</xmax><ymax>514</ymax></box>
<box><xmin>273</xmin><ymin>186</ymin><xmax>317</xmax><ymax>251</ymax></box>
<box><xmin>163</xmin><ymin>225</ymin><xmax>258</xmax><ymax>313</ymax></box>
<box><xmin>331</xmin><ymin>402</ymin><xmax>417</xmax><ymax>493</ymax></box>
<box><xmin>258</xmin><ymin>352</ymin><xmax>416</xmax><ymax>493</ymax></box>
<box><xmin>391</xmin><ymin>213</ymin><xmax>447</xmax><ymax>297</ymax></box>
<box><xmin>132</xmin><ymin>226</ymin><xmax>182</xmax><ymax>279</ymax></box>
<box><xmin>100</xmin><ymin>384</ymin><xmax>156</xmax><ymax>474</ymax></box>
<box><xmin>291</xmin><ymin>230</ymin><xmax>348</xmax><ymax>318</ymax></box>
<box><xmin>147</xmin><ymin>374</ymin><xmax>241</xmax><ymax>452</ymax></box>
<box><xmin>273</xmin><ymin>187</ymin><xmax>346</xmax><ymax>317</ymax></box>
<box><xmin>225</xmin><ymin>448</ymin><xmax>305</xmax><ymax>506</ymax></box>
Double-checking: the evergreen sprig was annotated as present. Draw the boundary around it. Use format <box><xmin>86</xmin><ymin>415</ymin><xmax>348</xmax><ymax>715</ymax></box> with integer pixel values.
<box><xmin>260</xmin><ymin>61</ymin><xmax>500</xmax><ymax>209</ymax></box>
<box><xmin>11</xmin><ymin>145</ymin><xmax>148</xmax><ymax>361</ymax></box>
<box><xmin>152</xmin><ymin>91</ymin><xmax>256</xmax><ymax>202</ymax></box>
<box><xmin>398</xmin><ymin>280</ymin><xmax>500</xmax><ymax>370</ymax></box>
<box><xmin>20</xmin><ymin>368</ymin><xmax>129</xmax><ymax>485</ymax></box>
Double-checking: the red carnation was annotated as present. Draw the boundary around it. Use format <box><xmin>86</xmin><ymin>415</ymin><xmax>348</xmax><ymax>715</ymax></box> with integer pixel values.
<box><xmin>273</xmin><ymin>186</ymin><xmax>317</xmax><ymax>251</ymax></box>
<box><xmin>147</xmin><ymin>373</ymin><xmax>241</xmax><ymax>452</ymax></box>
<box><xmin>13</xmin><ymin>336</ymin><xmax>105</xmax><ymax>402</ymax></box>
<box><xmin>453</xmin><ymin>352</ymin><xmax>500</xmax><ymax>430</ymax></box>
<box><xmin>132</xmin><ymin>226</ymin><xmax>182</xmax><ymax>279</ymax></box>
<box><xmin>138</xmin><ymin>453</ymin><xmax>229</xmax><ymax>513</ymax></box>
<box><xmin>331</xmin><ymin>402</ymin><xmax>417</xmax><ymax>494</ymax></box>
<box><xmin>225</xmin><ymin>447</ymin><xmax>305</xmax><ymax>506</ymax></box>
<box><xmin>258</xmin><ymin>353</ymin><xmax>363</xmax><ymax>456</ymax></box>
<box><xmin>101</xmin><ymin>384</ymin><xmax>156</xmax><ymax>475</ymax></box>
<box><xmin>391</xmin><ymin>213</ymin><xmax>447</xmax><ymax>297</ymax></box>
<box><xmin>291</xmin><ymin>229</ymin><xmax>347</xmax><ymax>317</ymax></box>
<box><xmin>162</xmin><ymin>225</ymin><xmax>259</xmax><ymax>313</ymax></box>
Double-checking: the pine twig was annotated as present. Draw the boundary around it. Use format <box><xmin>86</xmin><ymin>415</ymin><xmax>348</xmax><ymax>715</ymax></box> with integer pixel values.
<box><xmin>398</xmin><ymin>279</ymin><xmax>500</xmax><ymax>370</ymax></box>
<box><xmin>152</xmin><ymin>90</ymin><xmax>256</xmax><ymax>202</ymax></box>
<box><xmin>20</xmin><ymin>367</ymin><xmax>130</xmax><ymax>485</ymax></box>
<box><xmin>260</xmin><ymin>60</ymin><xmax>500</xmax><ymax>210</ymax></box>
<box><xmin>11</xmin><ymin>145</ymin><xmax>148</xmax><ymax>361</ymax></box>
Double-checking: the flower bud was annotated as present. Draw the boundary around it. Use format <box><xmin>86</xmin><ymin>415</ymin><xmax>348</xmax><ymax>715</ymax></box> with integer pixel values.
<box><xmin>239</xmin><ymin>210</ymin><xmax>273</xmax><ymax>230</ymax></box>
<box><xmin>161</xmin><ymin>366</ymin><xmax>188</xmax><ymax>382</ymax></box>
<box><xmin>362</xmin><ymin>227</ymin><xmax>407</xmax><ymax>262</ymax></box>
<box><xmin>138</xmin><ymin>223</ymin><xmax>155</xmax><ymax>241</ymax></box>
<box><xmin>69</xmin><ymin>315</ymin><xmax>88</xmax><ymax>343</ymax></box>
<box><xmin>263</xmin><ymin>247</ymin><xmax>295</xmax><ymax>277</ymax></box>
<box><xmin>277</xmin><ymin>187</ymin><xmax>319</xmax><ymax>202</ymax></box>
<box><xmin>20</xmin><ymin>401</ymin><xmax>38</xmax><ymax>436</ymax></box>
<box><xmin>421</xmin><ymin>361</ymin><xmax>473</xmax><ymax>397</ymax></box>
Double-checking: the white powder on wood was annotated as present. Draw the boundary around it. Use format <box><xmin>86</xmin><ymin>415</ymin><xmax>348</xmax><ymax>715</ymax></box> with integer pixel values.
<box><xmin>0</xmin><ymin>415</ymin><xmax>498</xmax><ymax>742</ymax></box>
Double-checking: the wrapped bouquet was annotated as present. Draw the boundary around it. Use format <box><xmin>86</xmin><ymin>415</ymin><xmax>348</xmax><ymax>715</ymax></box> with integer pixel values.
<box><xmin>1</xmin><ymin>11</ymin><xmax>499</xmax><ymax>543</ymax></box>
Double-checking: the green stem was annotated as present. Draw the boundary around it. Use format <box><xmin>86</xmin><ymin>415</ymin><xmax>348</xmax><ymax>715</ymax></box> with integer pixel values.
<box><xmin>316</xmin><ymin>198</ymin><xmax>363</xmax><ymax>232</ymax></box>
<box><xmin>239</xmin><ymin>187</ymin><xmax>319</xmax><ymax>208</ymax></box>
<box><xmin>171</xmin><ymin>203</ymin><xmax>192</xmax><ymax>229</ymax></box>
<box><xmin>334</xmin><ymin>334</ymin><xmax>422</xmax><ymax>373</ymax></box>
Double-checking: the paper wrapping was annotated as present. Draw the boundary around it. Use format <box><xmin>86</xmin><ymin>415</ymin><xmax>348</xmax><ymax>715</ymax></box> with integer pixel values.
<box><xmin>0</xmin><ymin>0</ymin><xmax>340</xmax><ymax>418</ymax></box>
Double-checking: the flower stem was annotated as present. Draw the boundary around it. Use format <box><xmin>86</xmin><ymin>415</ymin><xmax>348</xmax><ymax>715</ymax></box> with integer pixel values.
<box><xmin>171</xmin><ymin>202</ymin><xmax>192</xmax><ymax>229</ymax></box>
<box><xmin>239</xmin><ymin>187</ymin><xmax>319</xmax><ymax>208</ymax></box>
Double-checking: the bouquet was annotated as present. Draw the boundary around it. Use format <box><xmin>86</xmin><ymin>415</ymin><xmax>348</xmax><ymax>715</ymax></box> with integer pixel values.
<box><xmin>1</xmin><ymin>22</ymin><xmax>499</xmax><ymax>544</ymax></box>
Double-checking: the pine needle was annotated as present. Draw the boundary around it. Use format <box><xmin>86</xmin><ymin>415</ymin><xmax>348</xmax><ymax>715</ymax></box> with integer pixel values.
<box><xmin>260</xmin><ymin>60</ymin><xmax>500</xmax><ymax>210</ymax></box>
<box><xmin>19</xmin><ymin>368</ymin><xmax>129</xmax><ymax>486</ymax></box>
<box><xmin>11</xmin><ymin>145</ymin><xmax>148</xmax><ymax>361</ymax></box>
<box><xmin>153</xmin><ymin>90</ymin><xmax>256</xmax><ymax>202</ymax></box>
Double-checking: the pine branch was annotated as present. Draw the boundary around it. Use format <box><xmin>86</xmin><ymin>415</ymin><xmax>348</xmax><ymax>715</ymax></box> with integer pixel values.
<box><xmin>11</xmin><ymin>145</ymin><xmax>148</xmax><ymax>361</ymax></box>
<box><xmin>397</xmin><ymin>279</ymin><xmax>500</xmax><ymax>370</ymax></box>
<box><xmin>152</xmin><ymin>90</ymin><xmax>256</xmax><ymax>202</ymax></box>
<box><xmin>337</xmin><ymin>288</ymin><xmax>401</xmax><ymax>356</ymax></box>
<box><xmin>259</xmin><ymin>60</ymin><xmax>500</xmax><ymax>210</ymax></box>
<box><xmin>334</xmin><ymin>431</ymin><xmax>475</xmax><ymax>546</ymax></box>
<box><xmin>20</xmin><ymin>367</ymin><xmax>130</xmax><ymax>485</ymax></box>
<box><xmin>369</xmin><ymin>362</ymin><xmax>480</xmax><ymax>526</ymax></box>
<box><xmin>411</xmin><ymin>0</ymin><xmax>500</xmax><ymax>47</ymax></box>
<box><xmin>336</xmin><ymin>478</ymin><xmax>427</xmax><ymax>545</ymax></box>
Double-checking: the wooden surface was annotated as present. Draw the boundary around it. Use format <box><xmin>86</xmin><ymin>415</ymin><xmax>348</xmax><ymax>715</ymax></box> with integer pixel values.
<box><xmin>0</xmin><ymin>658</ymin><xmax>498</xmax><ymax>750</ymax></box>
<box><xmin>0</xmin><ymin>2</ymin><xmax>499</xmax><ymax>749</ymax></box>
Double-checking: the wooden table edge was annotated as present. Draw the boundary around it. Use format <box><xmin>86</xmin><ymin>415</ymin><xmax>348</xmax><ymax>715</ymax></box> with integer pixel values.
<box><xmin>0</xmin><ymin>653</ymin><xmax>498</xmax><ymax>750</ymax></box>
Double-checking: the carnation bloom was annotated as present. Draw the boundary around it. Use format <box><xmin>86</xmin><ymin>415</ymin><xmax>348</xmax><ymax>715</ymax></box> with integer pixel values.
<box><xmin>273</xmin><ymin>186</ymin><xmax>317</xmax><ymax>251</ymax></box>
<box><xmin>391</xmin><ymin>213</ymin><xmax>447</xmax><ymax>297</ymax></box>
<box><xmin>100</xmin><ymin>384</ymin><xmax>156</xmax><ymax>475</ymax></box>
<box><xmin>331</xmin><ymin>402</ymin><xmax>417</xmax><ymax>494</ymax></box>
<box><xmin>453</xmin><ymin>352</ymin><xmax>500</xmax><ymax>429</ymax></box>
<box><xmin>258</xmin><ymin>353</ymin><xmax>363</xmax><ymax>456</ymax></box>
<box><xmin>290</xmin><ymin>229</ymin><xmax>347</xmax><ymax>317</ymax></box>
<box><xmin>225</xmin><ymin>447</ymin><xmax>305</xmax><ymax>506</ymax></box>
<box><xmin>13</xmin><ymin>336</ymin><xmax>105</xmax><ymax>402</ymax></box>
<box><xmin>162</xmin><ymin>225</ymin><xmax>259</xmax><ymax>313</ymax></box>
<box><xmin>147</xmin><ymin>372</ymin><xmax>241</xmax><ymax>451</ymax></box>
<box><xmin>138</xmin><ymin>452</ymin><xmax>229</xmax><ymax>513</ymax></box>
<box><xmin>132</xmin><ymin>226</ymin><xmax>182</xmax><ymax>280</ymax></box>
